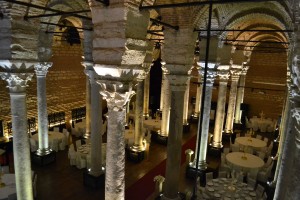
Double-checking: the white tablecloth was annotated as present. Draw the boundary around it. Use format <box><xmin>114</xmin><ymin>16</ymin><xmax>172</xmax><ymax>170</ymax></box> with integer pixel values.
<box><xmin>235</xmin><ymin>137</ymin><xmax>267</xmax><ymax>149</ymax></box>
<box><xmin>143</xmin><ymin>119</ymin><xmax>161</xmax><ymax>131</ymax></box>
<box><xmin>0</xmin><ymin>174</ymin><xmax>16</xmax><ymax>199</ymax></box>
<box><xmin>32</xmin><ymin>131</ymin><xmax>65</xmax><ymax>151</ymax></box>
<box><xmin>198</xmin><ymin>178</ymin><xmax>259</xmax><ymax>199</ymax></box>
<box><xmin>226</xmin><ymin>152</ymin><xmax>264</xmax><ymax>173</ymax></box>
<box><xmin>75</xmin><ymin>122</ymin><xmax>86</xmax><ymax>135</ymax></box>
<box><xmin>249</xmin><ymin>117</ymin><xmax>275</xmax><ymax>132</ymax></box>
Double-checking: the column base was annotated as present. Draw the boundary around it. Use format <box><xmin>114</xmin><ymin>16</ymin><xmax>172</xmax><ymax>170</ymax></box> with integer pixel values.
<box><xmin>208</xmin><ymin>145</ymin><xmax>222</xmax><ymax>158</ymax></box>
<box><xmin>185</xmin><ymin>165</ymin><xmax>207</xmax><ymax>186</ymax></box>
<box><xmin>32</xmin><ymin>151</ymin><xmax>56</xmax><ymax>166</ymax></box>
<box><xmin>83</xmin><ymin>170</ymin><xmax>105</xmax><ymax>188</ymax></box>
<box><xmin>183</xmin><ymin>123</ymin><xmax>190</xmax><ymax>133</ymax></box>
<box><xmin>222</xmin><ymin>132</ymin><xmax>232</xmax><ymax>143</ymax></box>
<box><xmin>155</xmin><ymin>133</ymin><xmax>168</xmax><ymax>145</ymax></box>
<box><xmin>127</xmin><ymin>147</ymin><xmax>145</xmax><ymax>162</ymax></box>
<box><xmin>233</xmin><ymin>123</ymin><xmax>243</xmax><ymax>130</ymax></box>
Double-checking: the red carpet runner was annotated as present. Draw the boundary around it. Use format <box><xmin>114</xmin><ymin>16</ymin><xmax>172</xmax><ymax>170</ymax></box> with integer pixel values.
<box><xmin>125</xmin><ymin>134</ymin><xmax>197</xmax><ymax>200</ymax></box>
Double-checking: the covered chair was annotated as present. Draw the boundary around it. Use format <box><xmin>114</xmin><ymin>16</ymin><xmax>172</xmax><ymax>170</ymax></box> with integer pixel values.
<box><xmin>247</xmin><ymin>177</ymin><xmax>257</xmax><ymax>190</ymax></box>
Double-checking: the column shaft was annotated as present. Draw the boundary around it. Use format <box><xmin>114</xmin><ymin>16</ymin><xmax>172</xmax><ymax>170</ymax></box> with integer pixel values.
<box><xmin>212</xmin><ymin>81</ymin><xmax>228</xmax><ymax>148</ymax></box>
<box><xmin>198</xmin><ymin>84</ymin><xmax>214</xmax><ymax>168</ymax></box>
<box><xmin>84</xmin><ymin>75</ymin><xmax>91</xmax><ymax>138</ymax></box>
<box><xmin>225</xmin><ymin>78</ymin><xmax>239</xmax><ymax>133</ymax></box>
<box><xmin>89</xmin><ymin>81</ymin><xmax>103</xmax><ymax>176</ymax></box>
<box><xmin>193</xmin><ymin>76</ymin><xmax>202</xmax><ymax>118</ymax></box>
<box><xmin>143</xmin><ymin>73</ymin><xmax>150</xmax><ymax>117</ymax></box>
<box><xmin>10</xmin><ymin>92</ymin><xmax>34</xmax><ymax>200</ymax></box>
<box><xmin>36</xmin><ymin>75</ymin><xmax>50</xmax><ymax>153</ymax></box>
<box><xmin>105</xmin><ymin>107</ymin><xmax>126</xmax><ymax>200</ymax></box>
<box><xmin>183</xmin><ymin>78</ymin><xmax>190</xmax><ymax>125</ymax></box>
<box><xmin>160</xmin><ymin>73</ymin><xmax>166</xmax><ymax>111</ymax></box>
<box><xmin>234</xmin><ymin>74</ymin><xmax>246</xmax><ymax>124</ymax></box>
<box><xmin>160</xmin><ymin>74</ymin><xmax>170</xmax><ymax>136</ymax></box>
<box><xmin>133</xmin><ymin>80</ymin><xmax>145</xmax><ymax>149</ymax></box>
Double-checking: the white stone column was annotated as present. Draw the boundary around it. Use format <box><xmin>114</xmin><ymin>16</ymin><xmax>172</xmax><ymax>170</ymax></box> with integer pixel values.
<box><xmin>0</xmin><ymin>65</ymin><xmax>34</xmax><ymax>200</ymax></box>
<box><xmin>224</xmin><ymin>68</ymin><xmax>241</xmax><ymax>134</ymax></box>
<box><xmin>183</xmin><ymin>75</ymin><xmax>191</xmax><ymax>126</ymax></box>
<box><xmin>83</xmin><ymin>62</ymin><xmax>93</xmax><ymax>139</ymax></box>
<box><xmin>234</xmin><ymin>66</ymin><xmax>249</xmax><ymax>124</ymax></box>
<box><xmin>130</xmin><ymin>77</ymin><xmax>145</xmax><ymax>152</ymax></box>
<box><xmin>160</xmin><ymin>67</ymin><xmax>170</xmax><ymax>137</ymax></box>
<box><xmin>34</xmin><ymin>62</ymin><xmax>52</xmax><ymax>155</ymax></box>
<box><xmin>87</xmin><ymin>70</ymin><xmax>104</xmax><ymax>176</ymax></box>
<box><xmin>162</xmin><ymin>73</ymin><xmax>189</xmax><ymax>200</ymax></box>
<box><xmin>192</xmin><ymin>72</ymin><xmax>202</xmax><ymax>119</ymax></box>
<box><xmin>96</xmin><ymin>75</ymin><xmax>135</xmax><ymax>200</ymax></box>
<box><xmin>143</xmin><ymin>72</ymin><xmax>150</xmax><ymax>118</ymax></box>
<box><xmin>160</xmin><ymin>72</ymin><xmax>166</xmax><ymax>112</ymax></box>
<box><xmin>192</xmin><ymin>63</ymin><xmax>216</xmax><ymax>170</ymax></box>
<box><xmin>211</xmin><ymin>66</ymin><xmax>230</xmax><ymax>148</ymax></box>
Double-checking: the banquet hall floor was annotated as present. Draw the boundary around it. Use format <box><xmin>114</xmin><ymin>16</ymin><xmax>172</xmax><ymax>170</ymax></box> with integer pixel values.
<box><xmin>2</xmin><ymin>121</ymin><xmax>277</xmax><ymax>200</ymax></box>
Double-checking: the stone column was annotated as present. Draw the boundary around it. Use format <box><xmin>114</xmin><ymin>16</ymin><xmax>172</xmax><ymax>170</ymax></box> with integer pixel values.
<box><xmin>87</xmin><ymin>70</ymin><xmax>104</xmax><ymax>176</ymax></box>
<box><xmin>211</xmin><ymin>66</ymin><xmax>230</xmax><ymax>149</ymax></box>
<box><xmin>34</xmin><ymin>62</ymin><xmax>52</xmax><ymax>155</ymax></box>
<box><xmin>130</xmin><ymin>76</ymin><xmax>146</xmax><ymax>158</ymax></box>
<box><xmin>162</xmin><ymin>73</ymin><xmax>189</xmax><ymax>200</ymax></box>
<box><xmin>234</xmin><ymin>66</ymin><xmax>249</xmax><ymax>124</ymax></box>
<box><xmin>269</xmin><ymin>94</ymin><xmax>290</xmax><ymax>187</ymax></box>
<box><xmin>160</xmin><ymin>72</ymin><xmax>166</xmax><ymax>112</ymax></box>
<box><xmin>83</xmin><ymin>62</ymin><xmax>93</xmax><ymax>139</ymax></box>
<box><xmin>0</xmin><ymin>62</ymin><xmax>34</xmax><ymax>200</ymax></box>
<box><xmin>143</xmin><ymin>72</ymin><xmax>150</xmax><ymax>118</ymax></box>
<box><xmin>159</xmin><ymin>67</ymin><xmax>170</xmax><ymax>137</ymax></box>
<box><xmin>192</xmin><ymin>63</ymin><xmax>216</xmax><ymax>170</ymax></box>
<box><xmin>192</xmin><ymin>71</ymin><xmax>202</xmax><ymax>119</ymax></box>
<box><xmin>96</xmin><ymin>74</ymin><xmax>135</xmax><ymax>200</ymax></box>
<box><xmin>224</xmin><ymin>68</ymin><xmax>241</xmax><ymax>134</ymax></box>
<box><xmin>183</xmin><ymin>75</ymin><xmax>191</xmax><ymax>127</ymax></box>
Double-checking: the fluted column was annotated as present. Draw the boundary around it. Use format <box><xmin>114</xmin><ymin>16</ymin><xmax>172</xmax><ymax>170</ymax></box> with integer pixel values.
<box><xmin>160</xmin><ymin>67</ymin><xmax>170</xmax><ymax>137</ymax></box>
<box><xmin>162</xmin><ymin>72</ymin><xmax>189</xmax><ymax>200</ymax></box>
<box><xmin>87</xmin><ymin>70</ymin><xmax>104</xmax><ymax>176</ymax></box>
<box><xmin>0</xmin><ymin>61</ymin><xmax>35</xmax><ymax>200</ymax></box>
<box><xmin>211</xmin><ymin>66</ymin><xmax>230</xmax><ymax>148</ymax></box>
<box><xmin>34</xmin><ymin>62</ymin><xmax>52</xmax><ymax>155</ymax></box>
<box><xmin>143</xmin><ymin>71</ymin><xmax>150</xmax><ymax>118</ymax></box>
<box><xmin>234</xmin><ymin>66</ymin><xmax>249</xmax><ymax>124</ymax></box>
<box><xmin>96</xmin><ymin>75</ymin><xmax>135</xmax><ymax>200</ymax></box>
<box><xmin>183</xmin><ymin>75</ymin><xmax>191</xmax><ymax>126</ymax></box>
<box><xmin>192</xmin><ymin>63</ymin><xmax>216</xmax><ymax>169</ymax></box>
<box><xmin>130</xmin><ymin>77</ymin><xmax>145</xmax><ymax>152</ymax></box>
<box><xmin>224</xmin><ymin>68</ymin><xmax>241</xmax><ymax>134</ymax></box>
<box><xmin>83</xmin><ymin>62</ymin><xmax>93</xmax><ymax>139</ymax></box>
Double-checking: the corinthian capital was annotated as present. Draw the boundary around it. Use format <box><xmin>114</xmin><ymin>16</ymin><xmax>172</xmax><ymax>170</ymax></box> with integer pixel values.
<box><xmin>34</xmin><ymin>62</ymin><xmax>52</xmax><ymax>76</ymax></box>
<box><xmin>0</xmin><ymin>72</ymin><xmax>33</xmax><ymax>93</ymax></box>
<box><xmin>0</xmin><ymin>60</ymin><xmax>36</xmax><ymax>72</ymax></box>
<box><xmin>198</xmin><ymin>62</ymin><xmax>217</xmax><ymax>85</ymax></box>
<box><xmin>217</xmin><ymin>65</ymin><xmax>230</xmax><ymax>82</ymax></box>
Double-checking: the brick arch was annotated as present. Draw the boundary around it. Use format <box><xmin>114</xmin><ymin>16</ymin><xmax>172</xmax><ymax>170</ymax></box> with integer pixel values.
<box><xmin>192</xmin><ymin>5</ymin><xmax>220</xmax><ymax>30</ymax></box>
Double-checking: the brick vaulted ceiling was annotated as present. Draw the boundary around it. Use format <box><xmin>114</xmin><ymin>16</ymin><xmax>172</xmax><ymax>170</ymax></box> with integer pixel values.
<box><xmin>0</xmin><ymin>0</ymin><xmax>295</xmax><ymax>119</ymax></box>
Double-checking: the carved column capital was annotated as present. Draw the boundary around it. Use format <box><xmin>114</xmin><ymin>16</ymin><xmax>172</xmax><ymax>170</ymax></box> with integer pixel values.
<box><xmin>34</xmin><ymin>62</ymin><xmax>52</xmax><ymax>77</ymax></box>
<box><xmin>230</xmin><ymin>68</ymin><xmax>242</xmax><ymax>81</ymax></box>
<box><xmin>198</xmin><ymin>62</ymin><xmax>217</xmax><ymax>85</ymax></box>
<box><xmin>241</xmin><ymin>65</ymin><xmax>249</xmax><ymax>75</ymax></box>
<box><xmin>0</xmin><ymin>72</ymin><xmax>33</xmax><ymax>93</ymax></box>
<box><xmin>217</xmin><ymin>65</ymin><xmax>230</xmax><ymax>82</ymax></box>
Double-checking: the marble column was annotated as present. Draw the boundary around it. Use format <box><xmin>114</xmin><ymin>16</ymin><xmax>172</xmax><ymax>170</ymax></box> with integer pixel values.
<box><xmin>160</xmin><ymin>67</ymin><xmax>171</xmax><ymax>137</ymax></box>
<box><xmin>87</xmin><ymin>70</ymin><xmax>104</xmax><ymax>176</ymax></box>
<box><xmin>192</xmin><ymin>72</ymin><xmax>202</xmax><ymax>119</ymax></box>
<box><xmin>192</xmin><ymin>63</ymin><xmax>216</xmax><ymax>170</ymax></box>
<box><xmin>183</xmin><ymin>75</ymin><xmax>191</xmax><ymax>126</ymax></box>
<box><xmin>234</xmin><ymin>66</ymin><xmax>249</xmax><ymax>124</ymax></box>
<box><xmin>159</xmin><ymin>72</ymin><xmax>166</xmax><ymax>112</ymax></box>
<box><xmin>83</xmin><ymin>62</ymin><xmax>93</xmax><ymax>139</ymax></box>
<box><xmin>224</xmin><ymin>68</ymin><xmax>241</xmax><ymax>134</ymax></box>
<box><xmin>130</xmin><ymin>77</ymin><xmax>145</xmax><ymax>153</ymax></box>
<box><xmin>162</xmin><ymin>73</ymin><xmax>189</xmax><ymax>200</ymax></box>
<box><xmin>143</xmin><ymin>72</ymin><xmax>150</xmax><ymax>118</ymax></box>
<box><xmin>211</xmin><ymin>66</ymin><xmax>230</xmax><ymax>148</ymax></box>
<box><xmin>0</xmin><ymin>67</ymin><xmax>34</xmax><ymax>200</ymax></box>
<box><xmin>97</xmin><ymin>79</ymin><xmax>135</xmax><ymax>200</ymax></box>
<box><xmin>269</xmin><ymin>94</ymin><xmax>290</xmax><ymax>187</ymax></box>
<box><xmin>34</xmin><ymin>62</ymin><xmax>52</xmax><ymax>155</ymax></box>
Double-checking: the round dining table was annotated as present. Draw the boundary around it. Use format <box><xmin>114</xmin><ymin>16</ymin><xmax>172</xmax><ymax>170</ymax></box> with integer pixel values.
<box><xmin>198</xmin><ymin>178</ymin><xmax>259</xmax><ymax>199</ymax></box>
<box><xmin>226</xmin><ymin>152</ymin><xmax>264</xmax><ymax>173</ymax></box>
<box><xmin>235</xmin><ymin>137</ymin><xmax>267</xmax><ymax>149</ymax></box>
